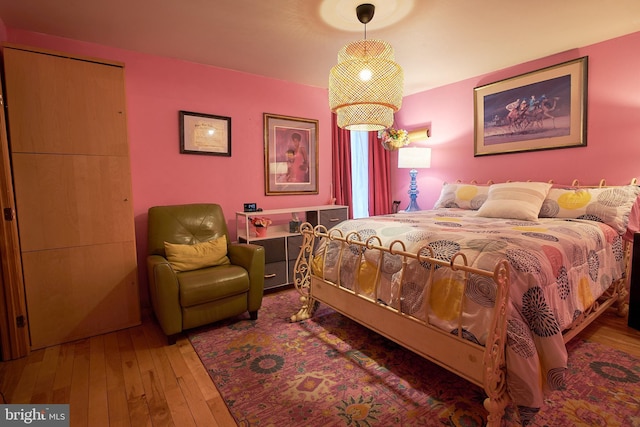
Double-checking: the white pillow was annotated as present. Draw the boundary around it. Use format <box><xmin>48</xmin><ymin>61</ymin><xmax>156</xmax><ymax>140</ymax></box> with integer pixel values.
<box><xmin>476</xmin><ymin>182</ymin><xmax>552</xmax><ymax>221</ymax></box>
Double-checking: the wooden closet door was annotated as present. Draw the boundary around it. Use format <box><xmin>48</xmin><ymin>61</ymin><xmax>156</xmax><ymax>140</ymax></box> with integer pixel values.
<box><xmin>3</xmin><ymin>46</ymin><xmax>140</xmax><ymax>349</ymax></box>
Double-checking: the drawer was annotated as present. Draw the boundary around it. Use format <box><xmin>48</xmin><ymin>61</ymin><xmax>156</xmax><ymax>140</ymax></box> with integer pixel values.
<box><xmin>287</xmin><ymin>235</ymin><xmax>304</xmax><ymax>260</ymax></box>
<box><xmin>288</xmin><ymin>261</ymin><xmax>296</xmax><ymax>286</ymax></box>
<box><xmin>319</xmin><ymin>208</ymin><xmax>348</xmax><ymax>228</ymax></box>
<box><xmin>307</xmin><ymin>207</ymin><xmax>348</xmax><ymax>228</ymax></box>
<box><xmin>252</xmin><ymin>237</ymin><xmax>285</xmax><ymax>263</ymax></box>
<box><xmin>264</xmin><ymin>261</ymin><xmax>287</xmax><ymax>290</ymax></box>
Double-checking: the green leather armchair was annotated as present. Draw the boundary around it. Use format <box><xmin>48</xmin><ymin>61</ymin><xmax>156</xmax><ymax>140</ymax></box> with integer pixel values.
<box><xmin>147</xmin><ymin>203</ymin><xmax>265</xmax><ymax>344</ymax></box>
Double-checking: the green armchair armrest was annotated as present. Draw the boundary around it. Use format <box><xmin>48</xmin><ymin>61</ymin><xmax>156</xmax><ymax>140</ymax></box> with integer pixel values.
<box><xmin>146</xmin><ymin>254</ymin><xmax>182</xmax><ymax>336</ymax></box>
<box><xmin>228</xmin><ymin>243</ymin><xmax>265</xmax><ymax>312</ymax></box>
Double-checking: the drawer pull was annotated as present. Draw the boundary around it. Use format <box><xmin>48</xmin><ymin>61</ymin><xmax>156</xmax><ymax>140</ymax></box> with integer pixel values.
<box><xmin>329</xmin><ymin>218</ymin><xmax>341</xmax><ymax>222</ymax></box>
<box><xmin>264</xmin><ymin>273</ymin><xmax>277</xmax><ymax>279</ymax></box>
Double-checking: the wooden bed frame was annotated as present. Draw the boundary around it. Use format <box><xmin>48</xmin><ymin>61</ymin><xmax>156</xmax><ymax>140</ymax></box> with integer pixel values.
<box><xmin>289</xmin><ymin>213</ymin><xmax>631</xmax><ymax>425</ymax></box>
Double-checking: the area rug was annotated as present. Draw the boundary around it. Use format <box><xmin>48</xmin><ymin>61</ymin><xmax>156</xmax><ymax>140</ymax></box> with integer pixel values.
<box><xmin>188</xmin><ymin>289</ymin><xmax>640</xmax><ymax>426</ymax></box>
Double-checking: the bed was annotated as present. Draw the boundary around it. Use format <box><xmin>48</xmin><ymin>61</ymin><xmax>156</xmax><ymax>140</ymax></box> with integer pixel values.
<box><xmin>290</xmin><ymin>180</ymin><xmax>639</xmax><ymax>426</ymax></box>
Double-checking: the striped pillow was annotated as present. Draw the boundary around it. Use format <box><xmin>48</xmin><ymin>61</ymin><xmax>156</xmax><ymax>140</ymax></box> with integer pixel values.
<box><xmin>476</xmin><ymin>182</ymin><xmax>552</xmax><ymax>221</ymax></box>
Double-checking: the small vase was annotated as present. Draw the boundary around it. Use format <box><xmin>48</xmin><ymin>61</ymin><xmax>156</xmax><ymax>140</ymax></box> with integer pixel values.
<box><xmin>255</xmin><ymin>226</ymin><xmax>268</xmax><ymax>237</ymax></box>
<box><xmin>381</xmin><ymin>138</ymin><xmax>407</xmax><ymax>151</ymax></box>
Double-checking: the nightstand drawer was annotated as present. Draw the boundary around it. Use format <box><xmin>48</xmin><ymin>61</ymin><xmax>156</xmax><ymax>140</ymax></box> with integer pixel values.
<box><xmin>264</xmin><ymin>261</ymin><xmax>287</xmax><ymax>289</ymax></box>
<box><xmin>319</xmin><ymin>208</ymin><xmax>348</xmax><ymax>228</ymax></box>
<box><xmin>288</xmin><ymin>260</ymin><xmax>296</xmax><ymax>286</ymax></box>
<box><xmin>252</xmin><ymin>237</ymin><xmax>285</xmax><ymax>263</ymax></box>
<box><xmin>307</xmin><ymin>207</ymin><xmax>348</xmax><ymax>228</ymax></box>
<box><xmin>287</xmin><ymin>235</ymin><xmax>304</xmax><ymax>260</ymax></box>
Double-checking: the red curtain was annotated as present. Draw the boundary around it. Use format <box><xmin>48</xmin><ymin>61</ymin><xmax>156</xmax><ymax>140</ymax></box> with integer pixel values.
<box><xmin>331</xmin><ymin>114</ymin><xmax>353</xmax><ymax>219</ymax></box>
<box><xmin>367</xmin><ymin>132</ymin><xmax>392</xmax><ymax>215</ymax></box>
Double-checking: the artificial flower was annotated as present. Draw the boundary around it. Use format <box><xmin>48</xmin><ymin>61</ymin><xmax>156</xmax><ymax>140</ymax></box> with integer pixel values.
<box><xmin>250</xmin><ymin>217</ymin><xmax>272</xmax><ymax>227</ymax></box>
<box><xmin>378</xmin><ymin>127</ymin><xmax>409</xmax><ymax>150</ymax></box>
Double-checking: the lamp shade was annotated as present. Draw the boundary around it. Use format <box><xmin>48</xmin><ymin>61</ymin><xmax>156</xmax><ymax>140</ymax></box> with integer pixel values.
<box><xmin>398</xmin><ymin>147</ymin><xmax>431</xmax><ymax>169</ymax></box>
<box><xmin>329</xmin><ymin>39</ymin><xmax>404</xmax><ymax>131</ymax></box>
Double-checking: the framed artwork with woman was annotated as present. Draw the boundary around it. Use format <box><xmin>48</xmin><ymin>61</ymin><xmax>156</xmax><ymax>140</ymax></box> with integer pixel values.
<box><xmin>264</xmin><ymin>113</ymin><xmax>318</xmax><ymax>195</ymax></box>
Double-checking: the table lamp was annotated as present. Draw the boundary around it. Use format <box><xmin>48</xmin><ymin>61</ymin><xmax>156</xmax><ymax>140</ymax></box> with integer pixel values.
<box><xmin>397</xmin><ymin>147</ymin><xmax>431</xmax><ymax>212</ymax></box>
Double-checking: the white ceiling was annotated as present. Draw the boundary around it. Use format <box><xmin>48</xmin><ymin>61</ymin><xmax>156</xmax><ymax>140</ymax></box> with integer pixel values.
<box><xmin>1</xmin><ymin>0</ymin><xmax>640</xmax><ymax>95</ymax></box>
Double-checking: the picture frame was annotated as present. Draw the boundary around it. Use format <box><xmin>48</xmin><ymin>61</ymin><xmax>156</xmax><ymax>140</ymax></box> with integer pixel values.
<box><xmin>264</xmin><ymin>113</ymin><xmax>319</xmax><ymax>195</ymax></box>
<box><xmin>179</xmin><ymin>110</ymin><xmax>231</xmax><ymax>156</ymax></box>
<box><xmin>473</xmin><ymin>56</ymin><xmax>588</xmax><ymax>156</ymax></box>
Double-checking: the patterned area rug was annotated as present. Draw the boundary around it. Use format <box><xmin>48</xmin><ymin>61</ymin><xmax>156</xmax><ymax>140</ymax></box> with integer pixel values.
<box><xmin>188</xmin><ymin>289</ymin><xmax>640</xmax><ymax>426</ymax></box>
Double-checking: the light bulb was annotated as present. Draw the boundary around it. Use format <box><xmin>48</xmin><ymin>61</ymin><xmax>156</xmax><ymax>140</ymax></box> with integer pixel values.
<box><xmin>359</xmin><ymin>68</ymin><xmax>372</xmax><ymax>81</ymax></box>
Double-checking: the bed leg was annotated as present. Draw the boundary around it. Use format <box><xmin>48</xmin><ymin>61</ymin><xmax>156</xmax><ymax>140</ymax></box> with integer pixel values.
<box><xmin>290</xmin><ymin>295</ymin><xmax>318</xmax><ymax>322</ymax></box>
<box><xmin>616</xmin><ymin>287</ymin><xmax>629</xmax><ymax>317</ymax></box>
<box><xmin>483</xmin><ymin>395</ymin><xmax>508</xmax><ymax>427</ymax></box>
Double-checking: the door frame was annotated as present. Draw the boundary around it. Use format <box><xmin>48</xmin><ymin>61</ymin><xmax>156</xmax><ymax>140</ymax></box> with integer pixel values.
<box><xmin>0</xmin><ymin>89</ymin><xmax>30</xmax><ymax>360</ymax></box>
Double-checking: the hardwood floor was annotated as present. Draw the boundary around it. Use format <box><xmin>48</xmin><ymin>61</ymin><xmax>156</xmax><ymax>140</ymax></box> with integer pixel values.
<box><xmin>0</xmin><ymin>310</ymin><xmax>237</xmax><ymax>427</ymax></box>
<box><xmin>580</xmin><ymin>306</ymin><xmax>640</xmax><ymax>358</ymax></box>
<box><xmin>1</xmin><ymin>301</ymin><xmax>640</xmax><ymax>426</ymax></box>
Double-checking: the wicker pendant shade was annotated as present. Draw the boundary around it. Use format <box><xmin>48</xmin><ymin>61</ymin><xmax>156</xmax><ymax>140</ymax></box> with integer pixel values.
<box><xmin>328</xmin><ymin>4</ymin><xmax>404</xmax><ymax>131</ymax></box>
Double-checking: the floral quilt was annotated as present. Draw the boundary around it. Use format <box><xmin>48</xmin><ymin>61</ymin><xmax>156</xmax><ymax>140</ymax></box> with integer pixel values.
<box><xmin>314</xmin><ymin>209</ymin><xmax>626</xmax><ymax>421</ymax></box>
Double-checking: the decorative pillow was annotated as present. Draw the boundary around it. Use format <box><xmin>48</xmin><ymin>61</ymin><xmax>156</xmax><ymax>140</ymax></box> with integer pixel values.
<box><xmin>539</xmin><ymin>185</ymin><xmax>640</xmax><ymax>234</ymax></box>
<box><xmin>623</xmin><ymin>195</ymin><xmax>640</xmax><ymax>242</ymax></box>
<box><xmin>433</xmin><ymin>183</ymin><xmax>490</xmax><ymax>210</ymax></box>
<box><xmin>164</xmin><ymin>235</ymin><xmax>230</xmax><ymax>272</ymax></box>
<box><xmin>476</xmin><ymin>181</ymin><xmax>552</xmax><ymax>221</ymax></box>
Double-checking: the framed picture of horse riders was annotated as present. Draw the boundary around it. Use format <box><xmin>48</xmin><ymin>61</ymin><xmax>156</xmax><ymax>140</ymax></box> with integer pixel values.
<box><xmin>473</xmin><ymin>56</ymin><xmax>588</xmax><ymax>156</ymax></box>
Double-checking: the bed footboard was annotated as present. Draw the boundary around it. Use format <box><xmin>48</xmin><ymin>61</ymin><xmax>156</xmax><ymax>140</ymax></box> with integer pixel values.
<box><xmin>290</xmin><ymin>223</ymin><xmax>319</xmax><ymax>322</ymax></box>
<box><xmin>290</xmin><ymin>222</ymin><xmax>511</xmax><ymax>425</ymax></box>
<box><xmin>482</xmin><ymin>259</ymin><xmax>511</xmax><ymax>425</ymax></box>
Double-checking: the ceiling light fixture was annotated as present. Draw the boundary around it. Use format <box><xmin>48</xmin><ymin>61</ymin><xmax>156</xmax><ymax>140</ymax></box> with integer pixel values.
<box><xmin>328</xmin><ymin>3</ymin><xmax>404</xmax><ymax>131</ymax></box>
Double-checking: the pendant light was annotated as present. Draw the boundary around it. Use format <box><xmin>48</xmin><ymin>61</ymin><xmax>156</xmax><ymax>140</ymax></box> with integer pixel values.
<box><xmin>329</xmin><ymin>3</ymin><xmax>404</xmax><ymax>131</ymax></box>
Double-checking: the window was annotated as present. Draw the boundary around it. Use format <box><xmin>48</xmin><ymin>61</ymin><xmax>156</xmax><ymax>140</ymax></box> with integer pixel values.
<box><xmin>350</xmin><ymin>130</ymin><xmax>369</xmax><ymax>218</ymax></box>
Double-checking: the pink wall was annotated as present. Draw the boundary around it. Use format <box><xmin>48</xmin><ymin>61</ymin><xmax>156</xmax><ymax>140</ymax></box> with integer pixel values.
<box><xmin>3</xmin><ymin>29</ymin><xmax>333</xmax><ymax>305</ymax></box>
<box><xmin>393</xmin><ymin>31</ymin><xmax>640</xmax><ymax>210</ymax></box>
<box><xmin>3</xmin><ymin>27</ymin><xmax>640</xmax><ymax>306</ymax></box>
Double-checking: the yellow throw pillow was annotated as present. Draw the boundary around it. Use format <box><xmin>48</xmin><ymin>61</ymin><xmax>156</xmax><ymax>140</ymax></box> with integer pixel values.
<box><xmin>164</xmin><ymin>236</ymin><xmax>230</xmax><ymax>272</ymax></box>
